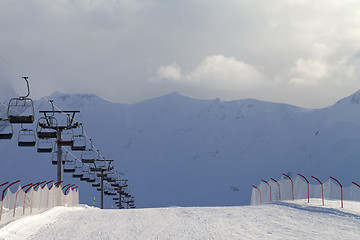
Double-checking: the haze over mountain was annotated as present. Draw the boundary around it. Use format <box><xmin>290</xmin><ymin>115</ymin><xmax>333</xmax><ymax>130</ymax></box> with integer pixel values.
<box><xmin>1</xmin><ymin>90</ymin><xmax>360</xmax><ymax>208</ymax></box>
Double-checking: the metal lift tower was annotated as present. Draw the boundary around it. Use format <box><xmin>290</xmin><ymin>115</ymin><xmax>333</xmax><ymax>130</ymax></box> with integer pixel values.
<box><xmin>38</xmin><ymin>110</ymin><xmax>80</xmax><ymax>187</ymax></box>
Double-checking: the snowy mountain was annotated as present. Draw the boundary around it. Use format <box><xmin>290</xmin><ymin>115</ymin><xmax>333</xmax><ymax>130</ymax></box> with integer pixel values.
<box><xmin>2</xmin><ymin>90</ymin><xmax>360</xmax><ymax>208</ymax></box>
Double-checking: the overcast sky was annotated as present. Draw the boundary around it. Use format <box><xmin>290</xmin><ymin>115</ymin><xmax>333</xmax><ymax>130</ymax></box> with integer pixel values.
<box><xmin>1</xmin><ymin>0</ymin><xmax>360</xmax><ymax>108</ymax></box>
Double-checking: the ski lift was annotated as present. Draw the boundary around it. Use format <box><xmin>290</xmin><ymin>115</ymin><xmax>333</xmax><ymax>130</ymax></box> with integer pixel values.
<box><xmin>71</xmin><ymin>135</ymin><xmax>86</xmax><ymax>151</ymax></box>
<box><xmin>37</xmin><ymin>138</ymin><xmax>53</xmax><ymax>153</ymax></box>
<box><xmin>51</xmin><ymin>150</ymin><xmax>65</xmax><ymax>165</ymax></box>
<box><xmin>63</xmin><ymin>160</ymin><xmax>76</xmax><ymax>173</ymax></box>
<box><xmin>81</xmin><ymin>149</ymin><xmax>96</xmax><ymax>163</ymax></box>
<box><xmin>18</xmin><ymin>126</ymin><xmax>36</xmax><ymax>147</ymax></box>
<box><xmin>72</xmin><ymin>173</ymin><xmax>84</xmax><ymax>178</ymax></box>
<box><xmin>7</xmin><ymin>77</ymin><xmax>35</xmax><ymax>124</ymax></box>
<box><xmin>71</xmin><ymin>123</ymin><xmax>86</xmax><ymax>151</ymax></box>
<box><xmin>37</xmin><ymin>117</ymin><xmax>57</xmax><ymax>139</ymax></box>
<box><xmin>0</xmin><ymin>118</ymin><xmax>13</xmax><ymax>139</ymax></box>
<box><xmin>92</xmin><ymin>183</ymin><xmax>100</xmax><ymax>187</ymax></box>
<box><xmin>85</xmin><ymin>172</ymin><xmax>96</xmax><ymax>182</ymax></box>
<box><xmin>80</xmin><ymin>177</ymin><xmax>90</xmax><ymax>182</ymax></box>
<box><xmin>62</xmin><ymin>126</ymin><xmax>74</xmax><ymax>141</ymax></box>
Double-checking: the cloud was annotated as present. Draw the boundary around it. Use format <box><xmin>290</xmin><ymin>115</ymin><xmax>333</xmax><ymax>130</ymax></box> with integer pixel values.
<box><xmin>2</xmin><ymin>0</ymin><xmax>360</xmax><ymax>108</ymax></box>
<box><xmin>155</xmin><ymin>63</ymin><xmax>182</xmax><ymax>81</ymax></box>
<box><xmin>289</xmin><ymin>58</ymin><xmax>329</xmax><ymax>86</ymax></box>
<box><xmin>153</xmin><ymin>55</ymin><xmax>266</xmax><ymax>91</ymax></box>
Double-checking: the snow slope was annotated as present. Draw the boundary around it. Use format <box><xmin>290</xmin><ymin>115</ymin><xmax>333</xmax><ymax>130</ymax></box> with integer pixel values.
<box><xmin>1</xmin><ymin>201</ymin><xmax>360</xmax><ymax>239</ymax></box>
<box><xmin>2</xmin><ymin>91</ymin><xmax>360</xmax><ymax>208</ymax></box>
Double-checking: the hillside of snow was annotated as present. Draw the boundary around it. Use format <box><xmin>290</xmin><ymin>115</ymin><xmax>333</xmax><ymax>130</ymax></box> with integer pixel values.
<box><xmin>1</xmin><ymin>201</ymin><xmax>360</xmax><ymax>239</ymax></box>
<box><xmin>2</xmin><ymin>91</ymin><xmax>360</xmax><ymax>208</ymax></box>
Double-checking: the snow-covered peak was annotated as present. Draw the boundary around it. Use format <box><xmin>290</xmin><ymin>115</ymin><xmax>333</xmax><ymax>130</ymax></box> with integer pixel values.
<box><xmin>334</xmin><ymin>90</ymin><xmax>360</xmax><ymax>106</ymax></box>
<box><xmin>41</xmin><ymin>91</ymin><xmax>113</xmax><ymax>109</ymax></box>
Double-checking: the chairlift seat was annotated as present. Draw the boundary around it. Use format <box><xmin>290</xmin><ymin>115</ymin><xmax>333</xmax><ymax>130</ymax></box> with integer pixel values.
<box><xmin>91</xmin><ymin>167</ymin><xmax>103</xmax><ymax>172</ymax></box>
<box><xmin>97</xmin><ymin>188</ymin><xmax>101</xmax><ymax>191</ymax></box>
<box><xmin>80</xmin><ymin>177</ymin><xmax>90</xmax><ymax>181</ymax></box>
<box><xmin>37</xmin><ymin>147</ymin><xmax>52</xmax><ymax>153</ymax></box>
<box><xmin>8</xmin><ymin>115</ymin><xmax>34</xmax><ymax>124</ymax></box>
<box><xmin>18</xmin><ymin>141</ymin><xmax>36</xmax><ymax>147</ymax></box>
<box><xmin>73</xmin><ymin>174</ymin><xmax>83</xmax><ymax>178</ymax></box>
<box><xmin>38</xmin><ymin>132</ymin><xmax>57</xmax><ymax>139</ymax></box>
<box><xmin>92</xmin><ymin>183</ymin><xmax>100</xmax><ymax>187</ymax></box>
<box><xmin>0</xmin><ymin>133</ymin><xmax>13</xmax><ymax>139</ymax></box>
<box><xmin>64</xmin><ymin>168</ymin><xmax>76</xmax><ymax>173</ymax></box>
<box><xmin>81</xmin><ymin>159</ymin><xmax>95</xmax><ymax>164</ymax></box>
<box><xmin>52</xmin><ymin>160</ymin><xmax>65</xmax><ymax>165</ymax></box>
<box><xmin>71</xmin><ymin>145</ymin><xmax>86</xmax><ymax>151</ymax></box>
<box><xmin>87</xmin><ymin>178</ymin><xmax>96</xmax><ymax>183</ymax></box>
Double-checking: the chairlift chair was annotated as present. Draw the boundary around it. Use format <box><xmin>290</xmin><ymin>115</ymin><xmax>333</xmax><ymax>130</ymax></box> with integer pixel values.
<box><xmin>18</xmin><ymin>128</ymin><xmax>36</xmax><ymax>147</ymax></box>
<box><xmin>92</xmin><ymin>183</ymin><xmax>100</xmax><ymax>187</ymax></box>
<box><xmin>80</xmin><ymin>177</ymin><xmax>90</xmax><ymax>181</ymax></box>
<box><xmin>71</xmin><ymin>124</ymin><xmax>86</xmax><ymax>151</ymax></box>
<box><xmin>63</xmin><ymin>160</ymin><xmax>76</xmax><ymax>173</ymax></box>
<box><xmin>87</xmin><ymin>178</ymin><xmax>96</xmax><ymax>183</ymax></box>
<box><xmin>51</xmin><ymin>150</ymin><xmax>65</xmax><ymax>165</ymax></box>
<box><xmin>37</xmin><ymin>138</ymin><xmax>53</xmax><ymax>153</ymax></box>
<box><xmin>37</xmin><ymin>117</ymin><xmax>57</xmax><ymax>139</ymax></box>
<box><xmin>81</xmin><ymin>149</ymin><xmax>96</xmax><ymax>163</ymax></box>
<box><xmin>7</xmin><ymin>77</ymin><xmax>35</xmax><ymax>124</ymax></box>
<box><xmin>7</xmin><ymin>98</ymin><xmax>35</xmax><ymax>124</ymax></box>
<box><xmin>0</xmin><ymin>119</ymin><xmax>13</xmax><ymax>139</ymax></box>
<box><xmin>72</xmin><ymin>173</ymin><xmax>84</xmax><ymax>178</ymax></box>
<box><xmin>61</xmin><ymin>128</ymin><xmax>74</xmax><ymax>142</ymax></box>
<box><xmin>71</xmin><ymin>135</ymin><xmax>86</xmax><ymax>151</ymax></box>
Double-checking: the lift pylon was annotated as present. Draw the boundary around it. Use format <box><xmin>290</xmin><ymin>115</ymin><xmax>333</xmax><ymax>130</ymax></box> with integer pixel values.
<box><xmin>39</xmin><ymin>103</ymin><xmax>80</xmax><ymax>186</ymax></box>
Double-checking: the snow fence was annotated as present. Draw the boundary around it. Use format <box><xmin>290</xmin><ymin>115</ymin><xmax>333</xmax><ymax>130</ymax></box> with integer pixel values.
<box><xmin>0</xmin><ymin>183</ymin><xmax>79</xmax><ymax>222</ymax></box>
<box><xmin>251</xmin><ymin>175</ymin><xmax>360</xmax><ymax>207</ymax></box>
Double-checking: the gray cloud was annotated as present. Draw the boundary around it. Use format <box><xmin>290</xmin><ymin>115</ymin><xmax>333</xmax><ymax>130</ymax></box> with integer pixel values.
<box><xmin>1</xmin><ymin>0</ymin><xmax>360</xmax><ymax>108</ymax></box>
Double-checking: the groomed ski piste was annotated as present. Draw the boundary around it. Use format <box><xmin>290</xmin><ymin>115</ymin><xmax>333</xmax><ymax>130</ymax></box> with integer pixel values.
<box><xmin>1</xmin><ymin>200</ymin><xmax>360</xmax><ymax>239</ymax></box>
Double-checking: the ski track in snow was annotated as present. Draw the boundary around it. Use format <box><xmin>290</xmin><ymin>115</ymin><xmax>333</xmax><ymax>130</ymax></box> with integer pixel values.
<box><xmin>1</xmin><ymin>202</ymin><xmax>360</xmax><ymax>239</ymax></box>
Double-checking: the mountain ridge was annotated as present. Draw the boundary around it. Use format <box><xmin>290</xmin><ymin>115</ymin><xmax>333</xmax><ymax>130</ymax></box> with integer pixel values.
<box><xmin>1</xmin><ymin>90</ymin><xmax>360</xmax><ymax>208</ymax></box>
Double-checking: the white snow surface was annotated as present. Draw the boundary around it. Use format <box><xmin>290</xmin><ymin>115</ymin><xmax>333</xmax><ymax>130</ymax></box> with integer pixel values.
<box><xmin>1</xmin><ymin>201</ymin><xmax>360</xmax><ymax>240</ymax></box>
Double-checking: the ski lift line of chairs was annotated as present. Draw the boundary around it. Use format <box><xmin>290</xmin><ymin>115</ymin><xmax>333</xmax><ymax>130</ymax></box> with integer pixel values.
<box><xmin>7</xmin><ymin>77</ymin><xmax>35</xmax><ymax>124</ymax></box>
<box><xmin>0</xmin><ymin>118</ymin><xmax>13</xmax><ymax>139</ymax></box>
